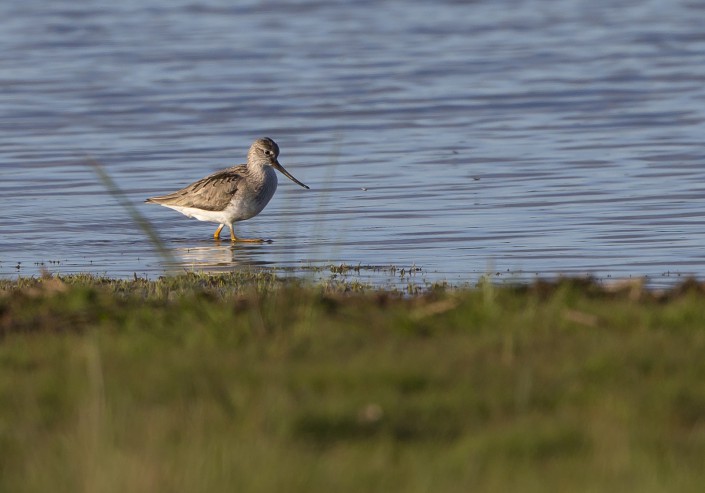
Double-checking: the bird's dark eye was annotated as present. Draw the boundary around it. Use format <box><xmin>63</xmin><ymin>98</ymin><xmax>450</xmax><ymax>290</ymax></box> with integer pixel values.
<box><xmin>264</xmin><ymin>150</ymin><xmax>272</xmax><ymax>156</ymax></box>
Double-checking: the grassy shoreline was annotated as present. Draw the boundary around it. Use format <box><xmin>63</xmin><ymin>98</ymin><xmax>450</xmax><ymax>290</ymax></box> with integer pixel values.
<box><xmin>2</xmin><ymin>273</ymin><xmax>705</xmax><ymax>492</ymax></box>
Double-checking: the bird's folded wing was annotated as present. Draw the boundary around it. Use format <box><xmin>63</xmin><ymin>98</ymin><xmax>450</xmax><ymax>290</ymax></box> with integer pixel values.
<box><xmin>146</xmin><ymin>166</ymin><xmax>246</xmax><ymax>211</ymax></box>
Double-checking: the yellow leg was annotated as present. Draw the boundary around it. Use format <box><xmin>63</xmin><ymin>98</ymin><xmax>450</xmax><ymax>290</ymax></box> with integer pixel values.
<box><xmin>213</xmin><ymin>224</ymin><xmax>225</xmax><ymax>239</ymax></box>
<box><xmin>229</xmin><ymin>225</ymin><xmax>264</xmax><ymax>243</ymax></box>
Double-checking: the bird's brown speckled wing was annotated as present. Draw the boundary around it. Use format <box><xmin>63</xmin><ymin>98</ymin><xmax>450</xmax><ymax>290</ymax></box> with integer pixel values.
<box><xmin>146</xmin><ymin>165</ymin><xmax>248</xmax><ymax>211</ymax></box>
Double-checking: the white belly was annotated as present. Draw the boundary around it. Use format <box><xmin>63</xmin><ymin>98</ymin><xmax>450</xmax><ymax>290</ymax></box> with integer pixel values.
<box><xmin>162</xmin><ymin>205</ymin><xmax>234</xmax><ymax>224</ymax></box>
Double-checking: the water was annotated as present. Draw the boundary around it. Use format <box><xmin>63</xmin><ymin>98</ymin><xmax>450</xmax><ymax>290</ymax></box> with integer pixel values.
<box><xmin>3</xmin><ymin>0</ymin><xmax>705</xmax><ymax>287</ymax></box>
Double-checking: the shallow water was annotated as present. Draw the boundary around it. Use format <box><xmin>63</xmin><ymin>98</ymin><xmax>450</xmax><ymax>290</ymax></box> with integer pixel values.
<box><xmin>2</xmin><ymin>0</ymin><xmax>705</xmax><ymax>287</ymax></box>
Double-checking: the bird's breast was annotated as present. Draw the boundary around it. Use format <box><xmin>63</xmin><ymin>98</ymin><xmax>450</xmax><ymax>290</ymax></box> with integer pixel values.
<box><xmin>227</xmin><ymin>167</ymin><xmax>278</xmax><ymax>221</ymax></box>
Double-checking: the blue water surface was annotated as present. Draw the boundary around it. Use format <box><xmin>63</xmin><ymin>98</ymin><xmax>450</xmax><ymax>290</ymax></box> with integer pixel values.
<box><xmin>2</xmin><ymin>0</ymin><xmax>705</xmax><ymax>287</ymax></box>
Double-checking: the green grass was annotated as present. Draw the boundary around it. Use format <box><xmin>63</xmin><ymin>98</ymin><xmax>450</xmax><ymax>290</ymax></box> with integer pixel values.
<box><xmin>1</xmin><ymin>274</ymin><xmax>705</xmax><ymax>492</ymax></box>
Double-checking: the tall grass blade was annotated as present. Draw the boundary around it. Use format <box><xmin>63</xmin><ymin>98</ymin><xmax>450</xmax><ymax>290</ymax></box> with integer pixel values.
<box><xmin>88</xmin><ymin>158</ymin><xmax>178</xmax><ymax>271</ymax></box>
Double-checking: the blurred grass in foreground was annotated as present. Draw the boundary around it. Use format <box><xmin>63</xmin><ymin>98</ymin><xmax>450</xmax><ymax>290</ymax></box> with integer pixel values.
<box><xmin>1</xmin><ymin>274</ymin><xmax>705</xmax><ymax>492</ymax></box>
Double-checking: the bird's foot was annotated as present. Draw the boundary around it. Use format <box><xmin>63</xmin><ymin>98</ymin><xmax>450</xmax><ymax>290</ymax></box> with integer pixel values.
<box><xmin>231</xmin><ymin>236</ymin><xmax>272</xmax><ymax>244</ymax></box>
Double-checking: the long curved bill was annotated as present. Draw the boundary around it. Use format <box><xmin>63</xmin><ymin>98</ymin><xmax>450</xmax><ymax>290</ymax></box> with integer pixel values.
<box><xmin>273</xmin><ymin>160</ymin><xmax>310</xmax><ymax>189</ymax></box>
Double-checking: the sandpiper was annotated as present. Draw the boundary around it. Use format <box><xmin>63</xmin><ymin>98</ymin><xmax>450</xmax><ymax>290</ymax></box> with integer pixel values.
<box><xmin>145</xmin><ymin>137</ymin><xmax>309</xmax><ymax>242</ymax></box>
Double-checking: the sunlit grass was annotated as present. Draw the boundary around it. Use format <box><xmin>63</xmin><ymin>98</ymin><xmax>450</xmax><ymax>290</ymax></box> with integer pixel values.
<box><xmin>1</xmin><ymin>275</ymin><xmax>705</xmax><ymax>492</ymax></box>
